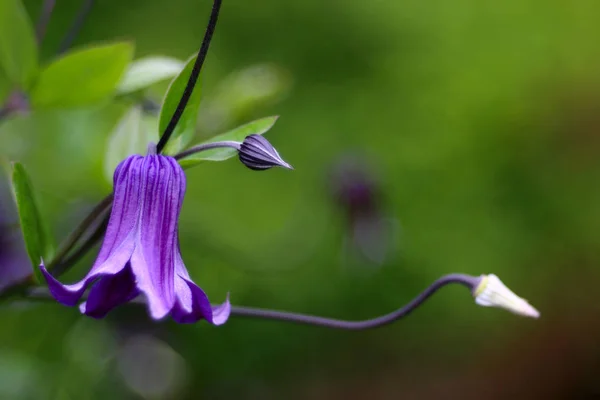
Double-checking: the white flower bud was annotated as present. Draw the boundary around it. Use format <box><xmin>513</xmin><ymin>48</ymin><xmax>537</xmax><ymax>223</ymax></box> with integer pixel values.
<box><xmin>473</xmin><ymin>274</ymin><xmax>540</xmax><ymax>318</ymax></box>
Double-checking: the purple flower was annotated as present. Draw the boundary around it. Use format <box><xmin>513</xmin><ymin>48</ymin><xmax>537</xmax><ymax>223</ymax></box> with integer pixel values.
<box><xmin>40</xmin><ymin>155</ymin><xmax>230</xmax><ymax>324</ymax></box>
<box><xmin>328</xmin><ymin>154</ymin><xmax>397</xmax><ymax>266</ymax></box>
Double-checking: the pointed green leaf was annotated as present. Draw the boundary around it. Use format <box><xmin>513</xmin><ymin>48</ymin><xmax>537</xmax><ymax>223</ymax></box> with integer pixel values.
<box><xmin>159</xmin><ymin>55</ymin><xmax>202</xmax><ymax>155</ymax></box>
<box><xmin>104</xmin><ymin>106</ymin><xmax>158</xmax><ymax>182</ymax></box>
<box><xmin>117</xmin><ymin>56</ymin><xmax>185</xmax><ymax>94</ymax></box>
<box><xmin>0</xmin><ymin>0</ymin><xmax>38</xmax><ymax>89</ymax></box>
<box><xmin>31</xmin><ymin>42</ymin><xmax>134</xmax><ymax>108</ymax></box>
<box><xmin>178</xmin><ymin>116</ymin><xmax>279</xmax><ymax>169</ymax></box>
<box><xmin>11</xmin><ymin>163</ymin><xmax>54</xmax><ymax>282</ymax></box>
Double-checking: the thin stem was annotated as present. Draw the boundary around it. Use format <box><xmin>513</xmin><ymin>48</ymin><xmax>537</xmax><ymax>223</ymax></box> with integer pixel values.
<box><xmin>147</xmin><ymin>142</ymin><xmax>157</xmax><ymax>155</ymax></box>
<box><xmin>36</xmin><ymin>0</ymin><xmax>56</xmax><ymax>44</ymax></box>
<box><xmin>52</xmin><ymin>214</ymin><xmax>110</xmax><ymax>276</ymax></box>
<box><xmin>156</xmin><ymin>0</ymin><xmax>223</xmax><ymax>153</ymax></box>
<box><xmin>174</xmin><ymin>141</ymin><xmax>240</xmax><ymax>160</ymax></box>
<box><xmin>58</xmin><ymin>0</ymin><xmax>95</xmax><ymax>54</ymax></box>
<box><xmin>47</xmin><ymin>194</ymin><xmax>113</xmax><ymax>273</ymax></box>
<box><xmin>23</xmin><ymin>274</ymin><xmax>481</xmax><ymax>330</ymax></box>
<box><xmin>228</xmin><ymin>274</ymin><xmax>480</xmax><ymax>330</ymax></box>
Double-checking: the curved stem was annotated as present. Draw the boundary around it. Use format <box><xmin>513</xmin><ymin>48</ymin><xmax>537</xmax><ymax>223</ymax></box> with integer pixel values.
<box><xmin>36</xmin><ymin>0</ymin><xmax>56</xmax><ymax>45</ymax></box>
<box><xmin>23</xmin><ymin>274</ymin><xmax>481</xmax><ymax>330</ymax></box>
<box><xmin>58</xmin><ymin>0</ymin><xmax>95</xmax><ymax>54</ymax></box>
<box><xmin>156</xmin><ymin>0</ymin><xmax>223</xmax><ymax>153</ymax></box>
<box><xmin>174</xmin><ymin>141</ymin><xmax>240</xmax><ymax>160</ymax></box>
<box><xmin>51</xmin><ymin>213</ymin><xmax>110</xmax><ymax>277</ymax></box>
<box><xmin>47</xmin><ymin>194</ymin><xmax>113</xmax><ymax>273</ymax></box>
<box><xmin>228</xmin><ymin>274</ymin><xmax>480</xmax><ymax>330</ymax></box>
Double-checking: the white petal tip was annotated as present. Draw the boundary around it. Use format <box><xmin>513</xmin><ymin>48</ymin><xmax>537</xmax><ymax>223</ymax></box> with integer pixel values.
<box><xmin>473</xmin><ymin>274</ymin><xmax>540</xmax><ymax>319</ymax></box>
<box><xmin>522</xmin><ymin>303</ymin><xmax>540</xmax><ymax>319</ymax></box>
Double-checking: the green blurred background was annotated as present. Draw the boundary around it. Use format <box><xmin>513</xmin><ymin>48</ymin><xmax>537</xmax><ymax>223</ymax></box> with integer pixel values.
<box><xmin>1</xmin><ymin>0</ymin><xmax>600</xmax><ymax>398</ymax></box>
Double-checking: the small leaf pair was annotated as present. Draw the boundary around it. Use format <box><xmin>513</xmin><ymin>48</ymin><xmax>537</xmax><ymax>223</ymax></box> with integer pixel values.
<box><xmin>0</xmin><ymin>0</ymin><xmax>135</xmax><ymax>110</ymax></box>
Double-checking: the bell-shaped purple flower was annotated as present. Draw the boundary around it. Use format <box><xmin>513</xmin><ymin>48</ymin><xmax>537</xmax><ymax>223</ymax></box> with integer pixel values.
<box><xmin>40</xmin><ymin>155</ymin><xmax>230</xmax><ymax>324</ymax></box>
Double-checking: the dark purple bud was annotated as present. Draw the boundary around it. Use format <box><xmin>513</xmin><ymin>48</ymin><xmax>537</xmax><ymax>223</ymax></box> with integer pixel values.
<box><xmin>238</xmin><ymin>134</ymin><xmax>292</xmax><ymax>171</ymax></box>
<box><xmin>329</xmin><ymin>155</ymin><xmax>380</xmax><ymax>218</ymax></box>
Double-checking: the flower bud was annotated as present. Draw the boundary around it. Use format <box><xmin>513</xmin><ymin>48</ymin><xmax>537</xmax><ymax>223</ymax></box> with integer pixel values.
<box><xmin>473</xmin><ymin>274</ymin><xmax>540</xmax><ymax>318</ymax></box>
<box><xmin>238</xmin><ymin>134</ymin><xmax>292</xmax><ymax>171</ymax></box>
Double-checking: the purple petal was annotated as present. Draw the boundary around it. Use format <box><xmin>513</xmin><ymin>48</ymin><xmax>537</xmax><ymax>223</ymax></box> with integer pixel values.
<box><xmin>94</xmin><ymin>155</ymin><xmax>143</xmax><ymax>266</ymax></box>
<box><xmin>171</xmin><ymin>275</ymin><xmax>231</xmax><ymax>325</ymax></box>
<box><xmin>39</xmin><ymin>156</ymin><xmax>143</xmax><ymax>307</ymax></box>
<box><xmin>40</xmin><ymin>234</ymin><xmax>135</xmax><ymax>306</ymax></box>
<box><xmin>211</xmin><ymin>293</ymin><xmax>231</xmax><ymax>325</ymax></box>
<box><xmin>171</xmin><ymin>239</ymin><xmax>231</xmax><ymax>325</ymax></box>
<box><xmin>130</xmin><ymin>157</ymin><xmax>184</xmax><ymax>320</ymax></box>
<box><xmin>79</xmin><ymin>263</ymin><xmax>139</xmax><ymax>318</ymax></box>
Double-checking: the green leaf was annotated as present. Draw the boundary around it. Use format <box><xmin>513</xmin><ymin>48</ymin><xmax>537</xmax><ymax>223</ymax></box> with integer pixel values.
<box><xmin>104</xmin><ymin>106</ymin><xmax>158</xmax><ymax>182</ymax></box>
<box><xmin>11</xmin><ymin>163</ymin><xmax>54</xmax><ymax>282</ymax></box>
<box><xmin>159</xmin><ymin>55</ymin><xmax>202</xmax><ymax>155</ymax></box>
<box><xmin>178</xmin><ymin>116</ymin><xmax>279</xmax><ymax>169</ymax></box>
<box><xmin>117</xmin><ymin>56</ymin><xmax>185</xmax><ymax>94</ymax></box>
<box><xmin>30</xmin><ymin>42</ymin><xmax>134</xmax><ymax>108</ymax></box>
<box><xmin>0</xmin><ymin>0</ymin><xmax>38</xmax><ymax>89</ymax></box>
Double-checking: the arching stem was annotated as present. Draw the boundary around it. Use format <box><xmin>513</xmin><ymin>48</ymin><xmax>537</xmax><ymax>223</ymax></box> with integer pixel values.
<box><xmin>23</xmin><ymin>274</ymin><xmax>481</xmax><ymax>330</ymax></box>
<box><xmin>47</xmin><ymin>194</ymin><xmax>113</xmax><ymax>274</ymax></box>
<box><xmin>174</xmin><ymin>141</ymin><xmax>240</xmax><ymax>160</ymax></box>
<box><xmin>156</xmin><ymin>0</ymin><xmax>223</xmax><ymax>153</ymax></box>
<box><xmin>36</xmin><ymin>0</ymin><xmax>56</xmax><ymax>44</ymax></box>
<box><xmin>228</xmin><ymin>274</ymin><xmax>480</xmax><ymax>329</ymax></box>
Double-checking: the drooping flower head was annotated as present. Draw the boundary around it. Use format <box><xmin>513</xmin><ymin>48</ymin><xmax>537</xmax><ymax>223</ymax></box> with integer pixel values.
<box><xmin>41</xmin><ymin>154</ymin><xmax>230</xmax><ymax>324</ymax></box>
